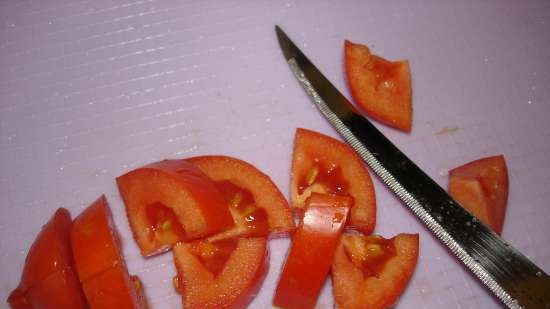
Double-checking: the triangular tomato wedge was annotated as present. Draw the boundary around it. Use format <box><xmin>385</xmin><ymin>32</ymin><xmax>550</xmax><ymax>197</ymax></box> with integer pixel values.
<box><xmin>116</xmin><ymin>159</ymin><xmax>234</xmax><ymax>256</ymax></box>
<box><xmin>448</xmin><ymin>155</ymin><xmax>509</xmax><ymax>234</ymax></box>
<box><xmin>332</xmin><ymin>233</ymin><xmax>419</xmax><ymax>309</ymax></box>
<box><xmin>186</xmin><ymin>155</ymin><xmax>295</xmax><ymax>240</ymax></box>
<box><xmin>172</xmin><ymin>237</ymin><xmax>268</xmax><ymax>309</ymax></box>
<box><xmin>345</xmin><ymin>40</ymin><xmax>412</xmax><ymax>132</ymax></box>
<box><xmin>291</xmin><ymin>128</ymin><xmax>376</xmax><ymax>234</ymax></box>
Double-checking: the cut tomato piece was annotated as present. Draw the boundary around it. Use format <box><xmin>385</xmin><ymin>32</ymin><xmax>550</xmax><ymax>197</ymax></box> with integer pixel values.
<box><xmin>172</xmin><ymin>237</ymin><xmax>268</xmax><ymax>309</ymax></box>
<box><xmin>273</xmin><ymin>193</ymin><xmax>351</xmax><ymax>309</ymax></box>
<box><xmin>7</xmin><ymin>208</ymin><xmax>87</xmax><ymax>309</ymax></box>
<box><xmin>345</xmin><ymin>40</ymin><xmax>412</xmax><ymax>132</ymax></box>
<box><xmin>71</xmin><ymin>195</ymin><xmax>148</xmax><ymax>309</ymax></box>
<box><xmin>186</xmin><ymin>155</ymin><xmax>295</xmax><ymax>240</ymax></box>
<box><xmin>116</xmin><ymin>159</ymin><xmax>234</xmax><ymax>256</ymax></box>
<box><xmin>448</xmin><ymin>155</ymin><xmax>509</xmax><ymax>234</ymax></box>
<box><xmin>332</xmin><ymin>233</ymin><xmax>419</xmax><ymax>309</ymax></box>
<box><xmin>291</xmin><ymin>128</ymin><xmax>376</xmax><ymax>234</ymax></box>
<box><xmin>82</xmin><ymin>264</ymin><xmax>149</xmax><ymax>309</ymax></box>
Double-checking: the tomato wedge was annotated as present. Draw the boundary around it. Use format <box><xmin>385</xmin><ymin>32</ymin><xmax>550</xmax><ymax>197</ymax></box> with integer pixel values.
<box><xmin>345</xmin><ymin>40</ymin><xmax>412</xmax><ymax>132</ymax></box>
<box><xmin>291</xmin><ymin>128</ymin><xmax>376</xmax><ymax>234</ymax></box>
<box><xmin>71</xmin><ymin>195</ymin><xmax>148</xmax><ymax>309</ymax></box>
<box><xmin>172</xmin><ymin>237</ymin><xmax>268</xmax><ymax>309</ymax></box>
<box><xmin>273</xmin><ymin>193</ymin><xmax>351</xmax><ymax>309</ymax></box>
<box><xmin>116</xmin><ymin>159</ymin><xmax>234</xmax><ymax>256</ymax></box>
<box><xmin>186</xmin><ymin>155</ymin><xmax>295</xmax><ymax>240</ymax></box>
<box><xmin>7</xmin><ymin>208</ymin><xmax>87</xmax><ymax>309</ymax></box>
<box><xmin>332</xmin><ymin>233</ymin><xmax>419</xmax><ymax>309</ymax></box>
<box><xmin>448</xmin><ymin>155</ymin><xmax>509</xmax><ymax>234</ymax></box>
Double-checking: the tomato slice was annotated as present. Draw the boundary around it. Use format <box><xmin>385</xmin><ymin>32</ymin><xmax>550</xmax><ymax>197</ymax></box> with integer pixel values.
<box><xmin>273</xmin><ymin>193</ymin><xmax>351</xmax><ymax>309</ymax></box>
<box><xmin>116</xmin><ymin>159</ymin><xmax>234</xmax><ymax>256</ymax></box>
<box><xmin>332</xmin><ymin>233</ymin><xmax>419</xmax><ymax>309</ymax></box>
<box><xmin>71</xmin><ymin>195</ymin><xmax>149</xmax><ymax>309</ymax></box>
<box><xmin>186</xmin><ymin>155</ymin><xmax>295</xmax><ymax>240</ymax></box>
<box><xmin>291</xmin><ymin>128</ymin><xmax>376</xmax><ymax>234</ymax></box>
<box><xmin>448</xmin><ymin>155</ymin><xmax>509</xmax><ymax>234</ymax></box>
<box><xmin>82</xmin><ymin>264</ymin><xmax>149</xmax><ymax>309</ymax></box>
<box><xmin>345</xmin><ymin>40</ymin><xmax>412</xmax><ymax>132</ymax></box>
<box><xmin>172</xmin><ymin>237</ymin><xmax>268</xmax><ymax>309</ymax></box>
<box><xmin>7</xmin><ymin>208</ymin><xmax>87</xmax><ymax>309</ymax></box>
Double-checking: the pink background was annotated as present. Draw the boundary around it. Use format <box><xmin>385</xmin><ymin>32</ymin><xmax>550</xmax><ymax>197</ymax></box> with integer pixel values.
<box><xmin>1</xmin><ymin>1</ymin><xmax>549</xmax><ymax>308</ymax></box>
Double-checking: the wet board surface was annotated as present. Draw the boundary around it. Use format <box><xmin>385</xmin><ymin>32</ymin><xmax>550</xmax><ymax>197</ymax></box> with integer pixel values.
<box><xmin>1</xmin><ymin>1</ymin><xmax>550</xmax><ymax>308</ymax></box>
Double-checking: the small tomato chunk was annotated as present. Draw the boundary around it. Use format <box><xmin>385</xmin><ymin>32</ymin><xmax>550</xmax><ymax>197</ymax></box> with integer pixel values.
<box><xmin>273</xmin><ymin>193</ymin><xmax>352</xmax><ymax>309</ymax></box>
<box><xmin>448</xmin><ymin>155</ymin><xmax>509</xmax><ymax>234</ymax></box>
<box><xmin>291</xmin><ymin>128</ymin><xmax>376</xmax><ymax>234</ymax></box>
<box><xmin>345</xmin><ymin>40</ymin><xmax>412</xmax><ymax>132</ymax></box>
<box><xmin>116</xmin><ymin>159</ymin><xmax>234</xmax><ymax>256</ymax></box>
<box><xmin>172</xmin><ymin>237</ymin><xmax>268</xmax><ymax>309</ymax></box>
<box><xmin>332</xmin><ymin>233</ymin><xmax>419</xmax><ymax>309</ymax></box>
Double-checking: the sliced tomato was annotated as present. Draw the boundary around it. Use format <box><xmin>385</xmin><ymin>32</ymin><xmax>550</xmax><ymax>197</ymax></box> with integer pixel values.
<box><xmin>273</xmin><ymin>193</ymin><xmax>351</xmax><ymax>309</ymax></box>
<box><xmin>116</xmin><ymin>159</ymin><xmax>234</xmax><ymax>256</ymax></box>
<box><xmin>332</xmin><ymin>233</ymin><xmax>419</xmax><ymax>309</ymax></box>
<box><xmin>82</xmin><ymin>264</ymin><xmax>149</xmax><ymax>309</ymax></box>
<box><xmin>448</xmin><ymin>155</ymin><xmax>509</xmax><ymax>234</ymax></box>
<box><xmin>345</xmin><ymin>40</ymin><xmax>412</xmax><ymax>132</ymax></box>
<box><xmin>71</xmin><ymin>195</ymin><xmax>148</xmax><ymax>309</ymax></box>
<box><xmin>172</xmin><ymin>237</ymin><xmax>268</xmax><ymax>309</ymax></box>
<box><xmin>186</xmin><ymin>155</ymin><xmax>295</xmax><ymax>240</ymax></box>
<box><xmin>7</xmin><ymin>208</ymin><xmax>87</xmax><ymax>309</ymax></box>
<box><xmin>291</xmin><ymin>128</ymin><xmax>376</xmax><ymax>234</ymax></box>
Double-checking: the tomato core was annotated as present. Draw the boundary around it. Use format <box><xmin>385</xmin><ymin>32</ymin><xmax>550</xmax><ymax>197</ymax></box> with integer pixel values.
<box><xmin>189</xmin><ymin>239</ymin><xmax>238</xmax><ymax>276</ymax></box>
<box><xmin>146</xmin><ymin>202</ymin><xmax>186</xmax><ymax>243</ymax></box>
<box><xmin>343</xmin><ymin>235</ymin><xmax>396</xmax><ymax>278</ymax></box>
<box><xmin>298</xmin><ymin>159</ymin><xmax>349</xmax><ymax>196</ymax></box>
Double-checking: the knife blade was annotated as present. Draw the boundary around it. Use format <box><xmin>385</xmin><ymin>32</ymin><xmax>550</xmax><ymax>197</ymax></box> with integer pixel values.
<box><xmin>275</xmin><ymin>25</ymin><xmax>550</xmax><ymax>309</ymax></box>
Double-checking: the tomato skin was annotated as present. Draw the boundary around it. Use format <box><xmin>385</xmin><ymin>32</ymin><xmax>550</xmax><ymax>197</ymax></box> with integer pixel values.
<box><xmin>116</xmin><ymin>159</ymin><xmax>235</xmax><ymax>256</ymax></box>
<box><xmin>345</xmin><ymin>40</ymin><xmax>412</xmax><ymax>132</ymax></box>
<box><xmin>71</xmin><ymin>196</ymin><xmax>149</xmax><ymax>309</ymax></box>
<box><xmin>332</xmin><ymin>233</ymin><xmax>419</xmax><ymax>309</ymax></box>
<box><xmin>273</xmin><ymin>193</ymin><xmax>351</xmax><ymax>309</ymax></box>
<box><xmin>291</xmin><ymin>128</ymin><xmax>376</xmax><ymax>234</ymax></box>
<box><xmin>7</xmin><ymin>208</ymin><xmax>87</xmax><ymax>309</ymax></box>
<box><xmin>173</xmin><ymin>237</ymin><xmax>268</xmax><ymax>309</ymax></box>
<box><xmin>186</xmin><ymin>155</ymin><xmax>295</xmax><ymax>240</ymax></box>
<box><xmin>448</xmin><ymin>155</ymin><xmax>509</xmax><ymax>234</ymax></box>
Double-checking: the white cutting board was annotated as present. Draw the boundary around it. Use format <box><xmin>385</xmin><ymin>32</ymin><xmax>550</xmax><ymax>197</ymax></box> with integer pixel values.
<box><xmin>1</xmin><ymin>1</ymin><xmax>549</xmax><ymax>308</ymax></box>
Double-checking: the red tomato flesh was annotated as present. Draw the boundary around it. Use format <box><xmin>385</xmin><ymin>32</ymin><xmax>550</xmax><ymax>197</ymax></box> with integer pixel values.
<box><xmin>71</xmin><ymin>195</ymin><xmax>149</xmax><ymax>309</ymax></box>
<box><xmin>116</xmin><ymin>159</ymin><xmax>234</xmax><ymax>256</ymax></box>
<box><xmin>7</xmin><ymin>208</ymin><xmax>87</xmax><ymax>309</ymax></box>
<box><xmin>273</xmin><ymin>193</ymin><xmax>352</xmax><ymax>309</ymax></box>
<box><xmin>345</xmin><ymin>40</ymin><xmax>412</xmax><ymax>132</ymax></box>
<box><xmin>186</xmin><ymin>156</ymin><xmax>295</xmax><ymax>240</ymax></box>
<box><xmin>291</xmin><ymin>128</ymin><xmax>376</xmax><ymax>234</ymax></box>
<box><xmin>173</xmin><ymin>237</ymin><xmax>268</xmax><ymax>309</ymax></box>
<box><xmin>332</xmin><ymin>233</ymin><xmax>419</xmax><ymax>309</ymax></box>
<box><xmin>449</xmin><ymin>155</ymin><xmax>509</xmax><ymax>234</ymax></box>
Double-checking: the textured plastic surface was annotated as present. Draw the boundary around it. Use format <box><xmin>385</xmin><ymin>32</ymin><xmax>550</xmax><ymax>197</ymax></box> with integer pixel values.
<box><xmin>1</xmin><ymin>1</ymin><xmax>549</xmax><ymax>308</ymax></box>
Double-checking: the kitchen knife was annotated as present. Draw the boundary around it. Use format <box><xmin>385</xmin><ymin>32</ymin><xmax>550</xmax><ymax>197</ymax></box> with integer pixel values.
<box><xmin>275</xmin><ymin>25</ymin><xmax>550</xmax><ymax>309</ymax></box>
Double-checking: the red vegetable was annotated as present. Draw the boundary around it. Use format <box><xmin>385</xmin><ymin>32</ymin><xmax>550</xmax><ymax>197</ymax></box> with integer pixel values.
<box><xmin>116</xmin><ymin>159</ymin><xmax>234</xmax><ymax>256</ymax></box>
<box><xmin>448</xmin><ymin>155</ymin><xmax>509</xmax><ymax>234</ymax></box>
<box><xmin>7</xmin><ymin>208</ymin><xmax>87</xmax><ymax>309</ymax></box>
<box><xmin>290</xmin><ymin>128</ymin><xmax>376</xmax><ymax>234</ymax></box>
<box><xmin>345</xmin><ymin>40</ymin><xmax>412</xmax><ymax>132</ymax></box>
<box><xmin>186</xmin><ymin>155</ymin><xmax>295</xmax><ymax>240</ymax></box>
<box><xmin>71</xmin><ymin>196</ymin><xmax>148</xmax><ymax>309</ymax></box>
<box><xmin>172</xmin><ymin>237</ymin><xmax>268</xmax><ymax>309</ymax></box>
<box><xmin>273</xmin><ymin>193</ymin><xmax>351</xmax><ymax>309</ymax></box>
<box><xmin>332</xmin><ymin>233</ymin><xmax>419</xmax><ymax>309</ymax></box>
